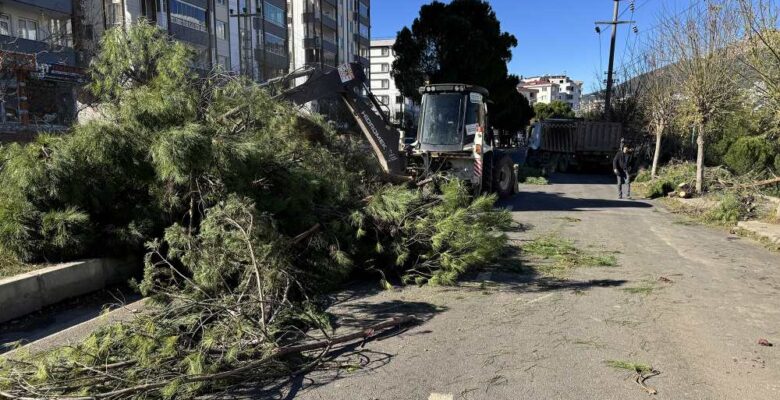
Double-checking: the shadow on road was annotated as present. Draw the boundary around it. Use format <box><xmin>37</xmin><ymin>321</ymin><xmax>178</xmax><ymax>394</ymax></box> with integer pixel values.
<box><xmin>546</xmin><ymin>173</ymin><xmax>615</xmax><ymax>185</ymax></box>
<box><xmin>503</xmin><ymin>190</ymin><xmax>652</xmax><ymax>212</ymax></box>
<box><xmin>230</xmin><ymin>297</ymin><xmax>442</xmax><ymax>400</ymax></box>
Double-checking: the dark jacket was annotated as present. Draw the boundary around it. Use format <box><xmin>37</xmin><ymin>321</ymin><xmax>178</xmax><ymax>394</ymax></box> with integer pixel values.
<box><xmin>613</xmin><ymin>151</ymin><xmax>633</xmax><ymax>174</ymax></box>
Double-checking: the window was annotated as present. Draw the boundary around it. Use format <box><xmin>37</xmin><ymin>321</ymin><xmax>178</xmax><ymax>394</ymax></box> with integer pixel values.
<box><xmin>103</xmin><ymin>0</ymin><xmax>125</xmax><ymax>27</ymax></box>
<box><xmin>264</xmin><ymin>32</ymin><xmax>285</xmax><ymax>56</ymax></box>
<box><xmin>378</xmin><ymin>95</ymin><xmax>389</xmax><ymax>105</ymax></box>
<box><xmin>359</xmin><ymin>23</ymin><xmax>369</xmax><ymax>39</ymax></box>
<box><xmin>380</xmin><ymin>47</ymin><xmax>389</xmax><ymax>56</ymax></box>
<box><xmin>379</xmin><ymin>79</ymin><xmax>389</xmax><ymax>89</ymax></box>
<box><xmin>0</xmin><ymin>15</ymin><xmax>9</xmax><ymax>36</ymax></box>
<box><xmin>396</xmin><ymin>96</ymin><xmax>403</xmax><ymax>104</ymax></box>
<box><xmin>17</xmin><ymin>18</ymin><xmax>37</xmax><ymax>41</ymax></box>
<box><xmin>360</xmin><ymin>46</ymin><xmax>369</xmax><ymax>58</ymax></box>
<box><xmin>358</xmin><ymin>2</ymin><xmax>369</xmax><ymax>18</ymax></box>
<box><xmin>216</xmin><ymin>20</ymin><xmax>227</xmax><ymax>40</ymax></box>
<box><xmin>217</xmin><ymin>55</ymin><xmax>230</xmax><ymax>70</ymax></box>
<box><xmin>264</xmin><ymin>2</ymin><xmax>284</xmax><ymax>27</ymax></box>
<box><xmin>171</xmin><ymin>0</ymin><xmax>207</xmax><ymax>32</ymax></box>
<box><xmin>371</xmin><ymin>63</ymin><xmax>389</xmax><ymax>73</ymax></box>
<box><xmin>217</xmin><ymin>0</ymin><xmax>226</xmax><ymax>4</ymax></box>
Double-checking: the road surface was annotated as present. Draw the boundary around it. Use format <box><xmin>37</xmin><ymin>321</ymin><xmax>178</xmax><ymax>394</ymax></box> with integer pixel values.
<box><xmin>249</xmin><ymin>173</ymin><xmax>780</xmax><ymax>400</ymax></box>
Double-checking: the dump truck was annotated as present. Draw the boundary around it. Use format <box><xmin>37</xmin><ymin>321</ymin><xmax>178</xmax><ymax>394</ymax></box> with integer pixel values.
<box><xmin>273</xmin><ymin>63</ymin><xmax>520</xmax><ymax>196</ymax></box>
<box><xmin>526</xmin><ymin>118</ymin><xmax>623</xmax><ymax>172</ymax></box>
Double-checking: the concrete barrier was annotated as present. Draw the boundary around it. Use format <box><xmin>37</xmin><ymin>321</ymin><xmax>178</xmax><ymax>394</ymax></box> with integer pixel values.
<box><xmin>0</xmin><ymin>258</ymin><xmax>139</xmax><ymax>324</ymax></box>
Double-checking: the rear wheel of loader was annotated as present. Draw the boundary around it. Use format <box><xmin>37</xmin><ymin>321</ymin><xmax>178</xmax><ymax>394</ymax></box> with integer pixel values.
<box><xmin>493</xmin><ymin>155</ymin><xmax>515</xmax><ymax>198</ymax></box>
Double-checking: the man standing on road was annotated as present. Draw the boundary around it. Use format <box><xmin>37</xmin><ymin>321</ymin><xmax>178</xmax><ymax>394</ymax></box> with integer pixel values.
<box><xmin>613</xmin><ymin>145</ymin><xmax>633</xmax><ymax>199</ymax></box>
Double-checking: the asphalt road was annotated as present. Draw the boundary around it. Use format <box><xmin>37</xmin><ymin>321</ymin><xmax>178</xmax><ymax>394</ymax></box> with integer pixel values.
<box><xmin>251</xmin><ymin>173</ymin><xmax>780</xmax><ymax>400</ymax></box>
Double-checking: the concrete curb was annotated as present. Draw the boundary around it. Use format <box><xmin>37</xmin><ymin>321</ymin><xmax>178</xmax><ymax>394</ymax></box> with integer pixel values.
<box><xmin>0</xmin><ymin>258</ymin><xmax>140</xmax><ymax>324</ymax></box>
<box><xmin>4</xmin><ymin>298</ymin><xmax>148</xmax><ymax>358</ymax></box>
<box><xmin>737</xmin><ymin>221</ymin><xmax>780</xmax><ymax>245</ymax></box>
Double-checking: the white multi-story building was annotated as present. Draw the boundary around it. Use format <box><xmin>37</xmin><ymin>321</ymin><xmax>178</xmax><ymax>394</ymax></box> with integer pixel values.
<box><xmin>369</xmin><ymin>38</ymin><xmax>416</xmax><ymax>126</ymax></box>
<box><xmin>517</xmin><ymin>75</ymin><xmax>583</xmax><ymax>111</ymax></box>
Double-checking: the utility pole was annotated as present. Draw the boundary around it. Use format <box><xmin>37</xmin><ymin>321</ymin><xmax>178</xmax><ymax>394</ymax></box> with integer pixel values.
<box><xmin>595</xmin><ymin>0</ymin><xmax>634</xmax><ymax>121</ymax></box>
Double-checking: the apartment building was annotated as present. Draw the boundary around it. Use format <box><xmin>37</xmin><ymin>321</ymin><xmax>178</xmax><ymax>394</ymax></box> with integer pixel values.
<box><xmin>81</xmin><ymin>1</ymin><xmax>288</xmax><ymax>81</ymax></box>
<box><xmin>0</xmin><ymin>0</ymin><xmax>82</xmax><ymax>135</ymax></box>
<box><xmin>288</xmin><ymin>0</ymin><xmax>369</xmax><ymax>75</ymax></box>
<box><xmin>517</xmin><ymin>75</ymin><xmax>583</xmax><ymax>111</ymax></box>
<box><xmin>368</xmin><ymin>38</ymin><xmax>415</xmax><ymax>126</ymax></box>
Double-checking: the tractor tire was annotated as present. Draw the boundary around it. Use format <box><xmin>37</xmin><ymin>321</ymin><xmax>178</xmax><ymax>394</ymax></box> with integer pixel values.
<box><xmin>492</xmin><ymin>155</ymin><xmax>515</xmax><ymax>198</ymax></box>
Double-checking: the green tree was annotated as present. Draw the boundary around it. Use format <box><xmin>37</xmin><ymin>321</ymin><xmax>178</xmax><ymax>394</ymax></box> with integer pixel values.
<box><xmin>491</xmin><ymin>75</ymin><xmax>535</xmax><ymax>132</ymax></box>
<box><xmin>533</xmin><ymin>101</ymin><xmax>575</xmax><ymax>120</ymax></box>
<box><xmin>392</xmin><ymin>0</ymin><xmax>532</xmax><ymax>131</ymax></box>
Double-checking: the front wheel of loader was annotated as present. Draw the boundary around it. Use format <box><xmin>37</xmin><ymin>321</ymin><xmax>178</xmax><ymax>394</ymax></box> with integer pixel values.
<box><xmin>493</xmin><ymin>155</ymin><xmax>515</xmax><ymax>198</ymax></box>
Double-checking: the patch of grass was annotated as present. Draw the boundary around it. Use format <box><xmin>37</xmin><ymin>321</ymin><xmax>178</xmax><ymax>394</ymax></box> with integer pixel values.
<box><xmin>580</xmin><ymin>253</ymin><xmax>618</xmax><ymax>267</ymax></box>
<box><xmin>703</xmin><ymin>193</ymin><xmax>747</xmax><ymax>226</ymax></box>
<box><xmin>523</xmin><ymin>176</ymin><xmax>549</xmax><ymax>185</ymax></box>
<box><xmin>605</xmin><ymin>360</ymin><xmax>654</xmax><ymax>374</ymax></box>
<box><xmin>632</xmin><ymin>162</ymin><xmax>697</xmax><ymax>199</ymax></box>
<box><xmin>522</xmin><ymin>234</ymin><xmax>618</xmax><ymax>277</ymax></box>
<box><xmin>517</xmin><ymin>166</ymin><xmax>548</xmax><ymax>185</ymax></box>
<box><xmin>623</xmin><ymin>281</ymin><xmax>656</xmax><ymax>295</ymax></box>
<box><xmin>633</xmin><ymin>169</ymin><xmax>652</xmax><ymax>183</ymax></box>
<box><xmin>573</xmin><ymin>339</ymin><xmax>606</xmax><ymax>349</ymax></box>
<box><xmin>0</xmin><ymin>247</ymin><xmax>44</xmax><ymax>278</ymax></box>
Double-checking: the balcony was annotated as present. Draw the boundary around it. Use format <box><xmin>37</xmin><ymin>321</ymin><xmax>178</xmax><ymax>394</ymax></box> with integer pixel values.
<box><xmin>354</xmin><ymin>55</ymin><xmax>369</xmax><ymax>66</ymax></box>
<box><xmin>321</xmin><ymin>37</ymin><xmax>338</xmax><ymax>53</ymax></box>
<box><xmin>303</xmin><ymin>37</ymin><xmax>321</xmax><ymax>49</ymax></box>
<box><xmin>170</xmin><ymin>21</ymin><xmax>209</xmax><ymax>46</ymax></box>
<box><xmin>321</xmin><ymin>14</ymin><xmax>338</xmax><ymax>31</ymax></box>
<box><xmin>304</xmin><ymin>37</ymin><xmax>338</xmax><ymax>54</ymax></box>
<box><xmin>0</xmin><ymin>35</ymin><xmax>76</xmax><ymax>66</ymax></box>
<box><xmin>353</xmin><ymin>33</ymin><xmax>369</xmax><ymax>47</ymax></box>
<box><xmin>11</xmin><ymin>0</ymin><xmax>71</xmax><ymax>15</ymax></box>
<box><xmin>303</xmin><ymin>12</ymin><xmax>338</xmax><ymax>31</ymax></box>
<box><xmin>322</xmin><ymin>0</ymin><xmax>337</xmax><ymax>7</ymax></box>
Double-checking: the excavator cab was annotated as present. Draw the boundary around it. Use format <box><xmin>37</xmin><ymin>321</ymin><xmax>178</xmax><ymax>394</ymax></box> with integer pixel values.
<box><xmin>414</xmin><ymin>84</ymin><xmax>491</xmax><ymax>154</ymax></box>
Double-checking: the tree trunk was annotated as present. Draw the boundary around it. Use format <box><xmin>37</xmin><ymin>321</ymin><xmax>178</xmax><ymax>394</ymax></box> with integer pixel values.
<box><xmin>651</xmin><ymin>122</ymin><xmax>664</xmax><ymax>178</ymax></box>
<box><xmin>695</xmin><ymin>125</ymin><xmax>705</xmax><ymax>194</ymax></box>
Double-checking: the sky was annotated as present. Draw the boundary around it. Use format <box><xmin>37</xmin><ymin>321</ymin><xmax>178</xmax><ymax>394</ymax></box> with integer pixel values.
<box><xmin>371</xmin><ymin>0</ymin><xmax>697</xmax><ymax>93</ymax></box>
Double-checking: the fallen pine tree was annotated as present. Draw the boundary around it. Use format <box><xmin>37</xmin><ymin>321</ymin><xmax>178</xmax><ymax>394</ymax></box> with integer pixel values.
<box><xmin>0</xmin><ymin>23</ymin><xmax>511</xmax><ymax>398</ymax></box>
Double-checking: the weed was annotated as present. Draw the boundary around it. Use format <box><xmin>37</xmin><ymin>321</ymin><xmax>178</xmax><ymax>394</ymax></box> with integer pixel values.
<box><xmin>0</xmin><ymin>247</ymin><xmax>44</xmax><ymax>278</ymax></box>
<box><xmin>517</xmin><ymin>166</ymin><xmax>548</xmax><ymax>185</ymax></box>
<box><xmin>523</xmin><ymin>176</ymin><xmax>549</xmax><ymax>185</ymax></box>
<box><xmin>522</xmin><ymin>234</ymin><xmax>618</xmax><ymax>277</ymax></box>
<box><xmin>623</xmin><ymin>281</ymin><xmax>656</xmax><ymax>295</ymax></box>
<box><xmin>605</xmin><ymin>360</ymin><xmax>654</xmax><ymax>374</ymax></box>
<box><xmin>703</xmin><ymin>193</ymin><xmax>748</xmax><ymax>225</ymax></box>
<box><xmin>573</xmin><ymin>339</ymin><xmax>605</xmax><ymax>349</ymax></box>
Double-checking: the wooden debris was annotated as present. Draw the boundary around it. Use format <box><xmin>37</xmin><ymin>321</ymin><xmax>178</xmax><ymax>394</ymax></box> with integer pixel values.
<box><xmin>758</xmin><ymin>338</ymin><xmax>773</xmax><ymax>347</ymax></box>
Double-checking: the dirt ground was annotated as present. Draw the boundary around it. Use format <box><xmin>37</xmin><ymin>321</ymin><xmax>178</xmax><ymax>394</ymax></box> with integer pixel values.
<box><xmin>242</xmin><ymin>173</ymin><xmax>780</xmax><ymax>400</ymax></box>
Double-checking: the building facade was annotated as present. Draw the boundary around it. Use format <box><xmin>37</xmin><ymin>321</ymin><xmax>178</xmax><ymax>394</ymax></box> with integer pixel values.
<box><xmin>80</xmin><ymin>0</ymin><xmax>289</xmax><ymax>81</ymax></box>
<box><xmin>0</xmin><ymin>0</ymin><xmax>374</xmax><ymax>139</ymax></box>
<box><xmin>0</xmin><ymin>0</ymin><xmax>82</xmax><ymax>136</ymax></box>
<box><xmin>288</xmin><ymin>0</ymin><xmax>369</xmax><ymax>75</ymax></box>
<box><xmin>517</xmin><ymin>75</ymin><xmax>583</xmax><ymax>111</ymax></box>
<box><xmin>368</xmin><ymin>38</ymin><xmax>415</xmax><ymax>126</ymax></box>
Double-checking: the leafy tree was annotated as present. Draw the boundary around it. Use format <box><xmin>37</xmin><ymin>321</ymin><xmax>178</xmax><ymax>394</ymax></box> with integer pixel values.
<box><xmin>660</xmin><ymin>1</ymin><xmax>740</xmax><ymax>193</ymax></box>
<box><xmin>533</xmin><ymin>101</ymin><xmax>575</xmax><ymax>120</ymax></box>
<box><xmin>392</xmin><ymin>0</ymin><xmax>531</xmax><ymax>131</ymax></box>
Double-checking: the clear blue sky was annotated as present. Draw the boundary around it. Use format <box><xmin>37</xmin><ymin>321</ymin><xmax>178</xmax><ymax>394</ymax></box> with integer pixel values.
<box><xmin>371</xmin><ymin>0</ymin><xmax>694</xmax><ymax>93</ymax></box>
